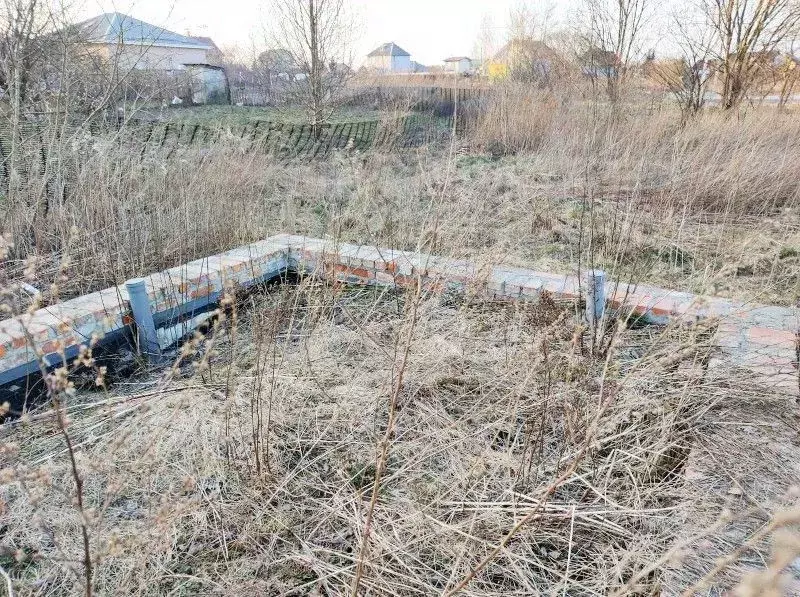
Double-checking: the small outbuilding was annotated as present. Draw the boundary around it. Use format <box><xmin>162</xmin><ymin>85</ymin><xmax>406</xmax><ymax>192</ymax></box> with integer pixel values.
<box><xmin>443</xmin><ymin>57</ymin><xmax>473</xmax><ymax>75</ymax></box>
<box><xmin>184</xmin><ymin>64</ymin><xmax>230</xmax><ymax>105</ymax></box>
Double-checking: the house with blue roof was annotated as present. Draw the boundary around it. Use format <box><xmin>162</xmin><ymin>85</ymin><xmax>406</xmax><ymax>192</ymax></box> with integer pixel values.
<box><xmin>73</xmin><ymin>12</ymin><xmax>216</xmax><ymax>71</ymax></box>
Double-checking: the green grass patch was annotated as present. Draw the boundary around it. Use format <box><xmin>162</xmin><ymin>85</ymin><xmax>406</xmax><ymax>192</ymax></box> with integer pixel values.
<box><xmin>141</xmin><ymin>105</ymin><xmax>387</xmax><ymax>126</ymax></box>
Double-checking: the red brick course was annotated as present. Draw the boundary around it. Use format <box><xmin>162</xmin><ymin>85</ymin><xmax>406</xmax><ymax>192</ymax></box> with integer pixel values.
<box><xmin>281</xmin><ymin>236</ymin><xmax>799</xmax><ymax>395</ymax></box>
<box><xmin>746</xmin><ymin>327</ymin><xmax>797</xmax><ymax>348</ymax></box>
<box><xmin>1</xmin><ymin>234</ymin><xmax>797</xmax><ymax>395</ymax></box>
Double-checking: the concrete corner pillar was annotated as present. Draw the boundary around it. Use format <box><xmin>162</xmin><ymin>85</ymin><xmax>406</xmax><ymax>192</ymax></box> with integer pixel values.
<box><xmin>585</xmin><ymin>270</ymin><xmax>607</xmax><ymax>327</ymax></box>
<box><xmin>125</xmin><ymin>278</ymin><xmax>161</xmax><ymax>360</ymax></box>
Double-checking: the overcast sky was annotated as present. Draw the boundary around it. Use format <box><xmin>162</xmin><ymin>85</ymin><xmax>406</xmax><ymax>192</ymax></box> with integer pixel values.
<box><xmin>75</xmin><ymin>0</ymin><xmax>673</xmax><ymax>65</ymax></box>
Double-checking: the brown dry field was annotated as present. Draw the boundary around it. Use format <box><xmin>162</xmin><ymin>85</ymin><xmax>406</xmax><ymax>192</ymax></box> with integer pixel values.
<box><xmin>1</xmin><ymin>97</ymin><xmax>800</xmax><ymax>596</ymax></box>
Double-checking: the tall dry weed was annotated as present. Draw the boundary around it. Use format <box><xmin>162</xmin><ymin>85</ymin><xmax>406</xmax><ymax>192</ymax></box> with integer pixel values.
<box><xmin>471</xmin><ymin>85</ymin><xmax>800</xmax><ymax>213</ymax></box>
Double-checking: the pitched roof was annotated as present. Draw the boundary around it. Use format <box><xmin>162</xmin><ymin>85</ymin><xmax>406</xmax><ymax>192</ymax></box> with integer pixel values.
<box><xmin>578</xmin><ymin>47</ymin><xmax>620</xmax><ymax>67</ymax></box>
<box><xmin>189</xmin><ymin>36</ymin><xmax>220</xmax><ymax>53</ymax></box>
<box><xmin>74</xmin><ymin>13</ymin><xmax>212</xmax><ymax>50</ymax></box>
<box><xmin>444</xmin><ymin>56</ymin><xmax>471</xmax><ymax>62</ymax></box>
<box><xmin>368</xmin><ymin>42</ymin><xmax>410</xmax><ymax>58</ymax></box>
<box><xmin>492</xmin><ymin>39</ymin><xmax>555</xmax><ymax>64</ymax></box>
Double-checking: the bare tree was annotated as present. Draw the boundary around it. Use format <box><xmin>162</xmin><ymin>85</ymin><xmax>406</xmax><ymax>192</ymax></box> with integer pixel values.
<box><xmin>508</xmin><ymin>0</ymin><xmax>556</xmax><ymax>44</ymax></box>
<box><xmin>0</xmin><ymin>0</ymin><xmax>65</xmax><ymax>207</ymax></box>
<box><xmin>0</xmin><ymin>2</ymin><xmax>161</xmax><ymax>228</ymax></box>
<box><xmin>698</xmin><ymin>0</ymin><xmax>800</xmax><ymax>110</ymax></box>
<box><xmin>776</xmin><ymin>42</ymin><xmax>799</xmax><ymax>107</ymax></box>
<box><xmin>653</xmin><ymin>10</ymin><xmax>716</xmax><ymax>119</ymax></box>
<box><xmin>0</xmin><ymin>2</ymin><xmax>140</xmax><ymax>117</ymax></box>
<box><xmin>500</xmin><ymin>1</ymin><xmax>561</xmax><ymax>86</ymax></box>
<box><xmin>267</xmin><ymin>0</ymin><xmax>355</xmax><ymax>132</ymax></box>
<box><xmin>474</xmin><ymin>13</ymin><xmax>499</xmax><ymax>67</ymax></box>
<box><xmin>0</xmin><ymin>0</ymin><xmax>58</xmax><ymax>109</ymax></box>
<box><xmin>581</xmin><ymin>0</ymin><xmax>655</xmax><ymax>102</ymax></box>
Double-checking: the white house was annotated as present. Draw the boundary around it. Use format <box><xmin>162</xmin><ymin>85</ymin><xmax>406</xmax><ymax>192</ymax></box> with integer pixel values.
<box><xmin>443</xmin><ymin>57</ymin><xmax>473</xmax><ymax>75</ymax></box>
<box><xmin>366</xmin><ymin>42</ymin><xmax>412</xmax><ymax>73</ymax></box>
<box><xmin>73</xmin><ymin>13</ymin><xmax>215</xmax><ymax>71</ymax></box>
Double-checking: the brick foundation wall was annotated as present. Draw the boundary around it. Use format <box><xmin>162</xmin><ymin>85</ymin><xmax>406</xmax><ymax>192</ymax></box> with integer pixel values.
<box><xmin>1</xmin><ymin>234</ymin><xmax>797</xmax><ymax>393</ymax></box>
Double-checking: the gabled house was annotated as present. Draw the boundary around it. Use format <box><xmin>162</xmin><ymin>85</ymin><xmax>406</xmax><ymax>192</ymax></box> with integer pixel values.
<box><xmin>257</xmin><ymin>48</ymin><xmax>304</xmax><ymax>81</ymax></box>
<box><xmin>71</xmin><ymin>12</ymin><xmax>215</xmax><ymax>71</ymax></box>
<box><xmin>443</xmin><ymin>57</ymin><xmax>473</xmax><ymax>75</ymax></box>
<box><xmin>487</xmin><ymin>39</ymin><xmax>559</xmax><ymax>83</ymax></box>
<box><xmin>366</xmin><ymin>42</ymin><xmax>412</xmax><ymax>73</ymax></box>
<box><xmin>579</xmin><ymin>48</ymin><xmax>620</xmax><ymax>79</ymax></box>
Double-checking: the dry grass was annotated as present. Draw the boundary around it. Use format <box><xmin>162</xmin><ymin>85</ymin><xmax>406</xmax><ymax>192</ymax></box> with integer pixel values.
<box><xmin>2</xmin><ymin>90</ymin><xmax>800</xmax><ymax>595</ymax></box>
<box><xmin>664</xmin><ymin>370</ymin><xmax>800</xmax><ymax>594</ymax></box>
<box><xmin>1</xmin><ymin>280</ymin><xmax>742</xmax><ymax>595</ymax></box>
<box><xmin>351</xmin><ymin>74</ymin><xmax>491</xmax><ymax>90</ymax></box>
<box><xmin>3</xmin><ymin>92</ymin><xmax>800</xmax><ymax>313</ymax></box>
<box><xmin>470</xmin><ymin>86</ymin><xmax>800</xmax><ymax>213</ymax></box>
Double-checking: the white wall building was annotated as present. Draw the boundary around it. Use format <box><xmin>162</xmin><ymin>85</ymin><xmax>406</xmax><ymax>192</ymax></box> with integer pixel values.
<box><xmin>366</xmin><ymin>43</ymin><xmax>412</xmax><ymax>73</ymax></box>
<box><xmin>443</xmin><ymin>57</ymin><xmax>473</xmax><ymax>75</ymax></box>
<box><xmin>74</xmin><ymin>12</ymin><xmax>214</xmax><ymax>71</ymax></box>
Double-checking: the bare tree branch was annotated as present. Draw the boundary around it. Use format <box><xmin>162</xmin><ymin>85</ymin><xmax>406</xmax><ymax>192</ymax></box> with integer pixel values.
<box><xmin>698</xmin><ymin>0</ymin><xmax>800</xmax><ymax>109</ymax></box>
<box><xmin>581</xmin><ymin>0</ymin><xmax>656</xmax><ymax>101</ymax></box>
<box><xmin>265</xmin><ymin>0</ymin><xmax>356</xmax><ymax>130</ymax></box>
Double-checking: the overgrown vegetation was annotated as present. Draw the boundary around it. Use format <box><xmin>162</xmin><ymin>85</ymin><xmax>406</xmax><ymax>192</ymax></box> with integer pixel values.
<box><xmin>0</xmin><ymin>283</ymin><xmax>726</xmax><ymax>594</ymax></box>
<box><xmin>2</xmin><ymin>1</ymin><xmax>800</xmax><ymax>594</ymax></box>
<box><xmin>3</xmin><ymin>92</ymin><xmax>800</xmax><ymax>308</ymax></box>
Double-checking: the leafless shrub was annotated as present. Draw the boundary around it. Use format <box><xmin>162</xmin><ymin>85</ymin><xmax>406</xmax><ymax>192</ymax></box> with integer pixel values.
<box><xmin>580</xmin><ymin>0</ymin><xmax>656</xmax><ymax>102</ymax></box>
<box><xmin>265</xmin><ymin>0</ymin><xmax>357</xmax><ymax>130</ymax></box>
<box><xmin>651</xmin><ymin>10</ymin><xmax>716</xmax><ymax>120</ymax></box>
<box><xmin>699</xmin><ymin>0</ymin><xmax>800</xmax><ymax>110</ymax></box>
